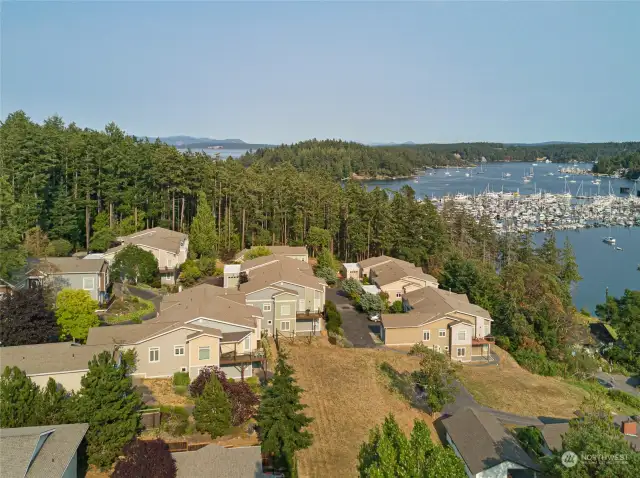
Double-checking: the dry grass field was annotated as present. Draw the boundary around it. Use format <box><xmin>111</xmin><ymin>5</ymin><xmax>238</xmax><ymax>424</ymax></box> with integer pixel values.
<box><xmin>459</xmin><ymin>347</ymin><xmax>589</xmax><ymax>418</ymax></box>
<box><xmin>282</xmin><ymin>338</ymin><xmax>440</xmax><ymax>478</ymax></box>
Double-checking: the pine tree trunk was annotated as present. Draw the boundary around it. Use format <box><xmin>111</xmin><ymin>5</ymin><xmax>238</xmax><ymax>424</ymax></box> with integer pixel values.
<box><xmin>241</xmin><ymin>208</ymin><xmax>245</xmax><ymax>249</ymax></box>
<box><xmin>85</xmin><ymin>189</ymin><xmax>90</xmax><ymax>251</ymax></box>
<box><xmin>109</xmin><ymin>202</ymin><xmax>114</xmax><ymax>229</ymax></box>
<box><xmin>172</xmin><ymin>192</ymin><xmax>175</xmax><ymax>230</ymax></box>
<box><xmin>180</xmin><ymin>196</ymin><xmax>185</xmax><ymax>231</ymax></box>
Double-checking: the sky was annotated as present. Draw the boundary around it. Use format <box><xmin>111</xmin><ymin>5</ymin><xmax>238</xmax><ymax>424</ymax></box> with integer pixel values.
<box><xmin>2</xmin><ymin>1</ymin><xmax>639</xmax><ymax>144</ymax></box>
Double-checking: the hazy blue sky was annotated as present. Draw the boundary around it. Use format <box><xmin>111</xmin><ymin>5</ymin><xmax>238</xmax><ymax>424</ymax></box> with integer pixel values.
<box><xmin>2</xmin><ymin>1</ymin><xmax>639</xmax><ymax>144</ymax></box>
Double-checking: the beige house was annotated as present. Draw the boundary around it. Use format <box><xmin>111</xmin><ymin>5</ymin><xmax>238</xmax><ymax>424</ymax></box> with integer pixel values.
<box><xmin>173</xmin><ymin>444</ymin><xmax>263</xmax><ymax>478</ymax></box>
<box><xmin>0</xmin><ymin>342</ymin><xmax>115</xmax><ymax>391</ymax></box>
<box><xmin>0</xmin><ymin>423</ymin><xmax>89</xmax><ymax>478</ymax></box>
<box><xmin>354</xmin><ymin>255</ymin><xmax>438</xmax><ymax>302</ymax></box>
<box><xmin>87</xmin><ymin>285</ymin><xmax>264</xmax><ymax>379</ymax></box>
<box><xmin>222</xmin><ymin>255</ymin><xmax>325</xmax><ymax>337</ymax></box>
<box><xmin>234</xmin><ymin>245</ymin><xmax>309</xmax><ymax>263</ymax></box>
<box><xmin>104</xmin><ymin>227</ymin><xmax>189</xmax><ymax>284</ymax></box>
<box><xmin>381</xmin><ymin>287</ymin><xmax>493</xmax><ymax>362</ymax></box>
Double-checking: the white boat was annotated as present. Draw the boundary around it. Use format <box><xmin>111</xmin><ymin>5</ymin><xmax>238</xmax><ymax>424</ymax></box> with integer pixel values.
<box><xmin>603</xmin><ymin>237</ymin><xmax>616</xmax><ymax>245</ymax></box>
<box><xmin>504</xmin><ymin>172</ymin><xmax>511</xmax><ymax>178</ymax></box>
<box><xmin>465</xmin><ymin>172</ymin><xmax>470</xmax><ymax>177</ymax></box>
<box><xmin>444</xmin><ymin>165</ymin><xmax>451</xmax><ymax>176</ymax></box>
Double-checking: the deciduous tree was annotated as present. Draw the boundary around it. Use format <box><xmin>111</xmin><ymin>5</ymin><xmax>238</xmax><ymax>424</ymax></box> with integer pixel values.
<box><xmin>112</xmin><ymin>244</ymin><xmax>159</xmax><ymax>285</ymax></box>
<box><xmin>55</xmin><ymin>289</ymin><xmax>100</xmax><ymax>342</ymax></box>
<box><xmin>409</xmin><ymin>344</ymin><xmax>460</xmax><ymax>413</ymax></box>
<box><xmin>0</xmin><ymin>286</ymin><xmax>58</xmax><ymax>346</ymax></box>
<box><xmin>113</xmin><ymin>439</ymin><xmax>177</xmax><ymax>478</ymax></box>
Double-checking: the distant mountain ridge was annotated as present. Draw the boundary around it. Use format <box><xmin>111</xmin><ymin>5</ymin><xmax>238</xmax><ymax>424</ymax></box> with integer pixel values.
<box><xmin>143</xmin><ymin>135</ymin><xmax>275</xmax><ymax>149</ymax></box>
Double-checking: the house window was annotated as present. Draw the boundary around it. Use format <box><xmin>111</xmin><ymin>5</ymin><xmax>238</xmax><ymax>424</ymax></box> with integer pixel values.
<box><xmin>243</xmin><ymin>336</ymin><xmax>251</xmax><ymax>353</ymax></box>
<box><xmin>299</xmin><ymin>299</ymin><xmax>305</xmax><ymax>311</ymax></box>
<box><xmin>457</xmin><ymin>330</ymin><xmax>467</xmax><ymax>341</ymax></box>
<box><xmin>83</xmin><ymin>277</ymin><xmax>95</xmax><ymax>290</ymax></box>
<box><xmin>263</xmin><ymin>303</ymin><xmax>272</xmax><ymax>312</ymax></box>
<box><xmin>281</xmin><ymin>321</ymin><xmax>291</xmax><ymax>332</ymax></box>
<box><xmin>457</xmin><ymin>347</ymin><xmax>466</xmax><ymax>357</ymax></box>
<box><xmin>439</xmin><ymin>329</ymin><xmax>446</xmax><ymax>338</ymax></box>
<box><xmin>149</xmin><ymin>348</ymin><xmax>159</xmax><ymax>363</ymax></box>
<box><xmin>423</xmin><ymin>330</ymin><xmax>430</xmax><ymax>341</ymax></box>
<box><xmin>174</xmin><ymin>345</ymin><xmax>185</xmax><ymax>356</ymax></box>
<box><xmin>396</xmin><ymin>292</ymin><xmax>402</xmax><ymax>298</ymax></box>
<box><xmin>198</xmin><ymin>346</ymin><xmax>210</xmax><ymax>361</ymax></box>
<box><xmin>281</xmin><ymin>304</ymin><xmax>291</xmax><ymax>315</ymax></box>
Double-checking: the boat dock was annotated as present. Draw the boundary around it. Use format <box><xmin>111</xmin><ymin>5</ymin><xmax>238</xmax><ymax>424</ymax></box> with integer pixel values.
<box><xmin>432</xmin><ymin>191</ymin><xmax>640</xmax><ymax>234</ymax></box>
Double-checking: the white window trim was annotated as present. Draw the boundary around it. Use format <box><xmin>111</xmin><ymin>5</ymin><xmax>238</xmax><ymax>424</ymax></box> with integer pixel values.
<box><xmin>438</xmin><ymin>329</ymin><xmax>446</xmax><ymax>337</ymax></box>
<box><xmin>423</xmin><ymin>330</ymin><xmax>430</xmax><ymax>341</ymax></box>
<box><xmin>263</xmin><ymin>303</ymin><xmax>272</xmax><ymax>312</ymax></box>
<box><xmin>198</xmin><ymin>346</ymin><xmax>211</xmax><ymax>361</ymax></box>
<box><xmin>243</xmin><ymin>336</ymin><xmax>251</xmax><ymax>352</ymax></box>
<box><xmin>174</xmin><ymin>345</ymin><xmax>185</xmax><ymax>356</ymax></box>
<box><xmin>457</xmin><ymin>330</ymin><xmax>467</xmax><ymax>341</ymax></box>
<box><xmin>83</xmin><ymin>277</ymin><xmax>95</xmax><ymax>290</ymax></box>
<box><xmin>396</xmin><ymin>292</ymin><xmax>402</xmax><ymax>298</ymax></box>
<box><xmin>457</xmin><ymin>347</ymin><xmax>466</xmax><ymax>357</ymax></box>
<box><xmin>281</xmin><ymin>321</ymin><xmax>291</xmax><ymax>332</ymax></box>
<box><xmin>149</xmin><ymin>347</ymin><xmax>160</xmax><ymax>363</ymax></box>
<box><xmin>281</xmin><ymin>304</ymin><xmax>291</xmax><ymax>315</ymax></box>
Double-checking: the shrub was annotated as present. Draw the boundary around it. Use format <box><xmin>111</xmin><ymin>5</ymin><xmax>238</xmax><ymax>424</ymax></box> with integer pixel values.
<box><xmin>341</xmin><ymin>278</ymin><xmax>363</xmax><ymax>299</ymax></box>
<box><xmin>315</xmin><ymin>266</ymin><xmax>337</xmax><ymax>285</ymax></box>
<box><xmin>197</xmin><ymin>256</ymin><xmax>216</xmax><ymax>276</ymax></box>
<box><xmin>113</xmin><ymin>438</ymin><xmax>177</xmax><ymax>478</ymax></box>
<box><xmin>245</xmin><ymin>246</ymin><xmax>272</xmax><ymax>260</ymax></box>
<box><xmin>245</xmin><ymin>376</ymin><xmax>262</xmax><ymax>395</ymax></box>
<box><xmin>317</xmin><ymin>250</ymin><xmax>339</xmax><ymax>271</ymax></box>
<box><xmin>46</xmin><ymin>239</ymin><xmax>73</xmax><ymax>257</ymax></box>
<box><xmin>390</xmin><ymin>300</ymin><xmax>404</xmax><ymax>313</ymax></box>
<box><xmin>607</xmin><ymin>389</ymin><xmax>640</xmax><ymax>410</ymax></box>
<box><xmin>172</xmin><ymin>371</ymin><xmax>190</xmax><ymax>387</ymax></box>
<box><xmin>160</xmin><ymin>406</ymin><xmax>189</xmax><ymax>437</ymax></box>
<box><xmin>515</xmin><ymin>427</ymin><xmax>544</xmax><ymax>457</ymax></box>
<box><xmin>360</xmin><ymin>293</ymin><xmax>384</xmax><ymax>315</ymax></box>
<box><xmin>494</xmin><ymin>335</ymin><xmax>511</xmax><ymax>351</ymax></box>
<box><xmin>325</xmin><ymin>304</ymin><xmax>343</xmax><ymax>335</ymax></box>
<box><xmin>173</xmin><ymin>385</ymin><xmax>188</xmax><ymax>396</ymax></box>
<box><xmin>179</xmin><ymin>259</ymin><xmax>202</xmax><ymax>287</ymax></box>
<box><xmin>512</xmin><ymin>349</ymin><xmax>564</xmax><ymax>376</ymax></box>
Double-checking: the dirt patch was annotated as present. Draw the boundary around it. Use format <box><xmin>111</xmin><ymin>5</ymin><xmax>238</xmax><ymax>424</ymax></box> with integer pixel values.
<box><xmin>459</xmin><ymin>346</ymin><xmax>588</xmax><ymax>418</ymax></box>
<box><xmin>142</xmin><ymin>379</ymin><xmax>193</xmax><ymax>407</ymax></box>
<box><xmin>282</xmin><ymin>338</ymin><xmax>441</xmax><ymax>478</ymax></box>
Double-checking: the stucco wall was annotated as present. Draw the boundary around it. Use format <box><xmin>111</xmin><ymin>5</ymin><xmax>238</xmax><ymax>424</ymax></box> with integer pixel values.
<box><xmin>30</xmin><ymin>371</ymin><xmax>86</xmax><ymax>392</ymax></box>
<box><xmin>131</xmin><ymin>328</ymin><xmax>193</xmax><ymax>378</ymax></box>
<box><xmin>188</xmin><ymin>335</ymin><xmax>221</xmax><ymax>379</ymax></box>
<box><xmin>50</xmin><ymin>273</ymin><xmax>101</xmax><ymax>301</ymax></box>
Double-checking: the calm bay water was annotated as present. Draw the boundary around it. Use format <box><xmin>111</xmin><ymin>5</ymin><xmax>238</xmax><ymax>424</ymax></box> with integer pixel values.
<box><xmin>365</xmin><ymin>162</ymin><xmax>640</xmax><ymax>312</ymax></box>
<box><xmin>365</xmin><ymin>162</ymin><xmax>637</xmax><ymax>199</ymax></box>
<box><xmin>178</xmin><ymin>148</ymin><xmax>251</xmax><ymax>159</ymax></box>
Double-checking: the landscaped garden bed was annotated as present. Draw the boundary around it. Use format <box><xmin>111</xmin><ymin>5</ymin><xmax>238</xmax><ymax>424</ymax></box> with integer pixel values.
<box><xmin>102</xmin><ymin>295</ymin><xmax>155</xmax><ymax>324</ymax></box>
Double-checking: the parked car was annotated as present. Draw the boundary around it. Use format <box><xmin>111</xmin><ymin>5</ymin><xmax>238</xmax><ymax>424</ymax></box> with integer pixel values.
<box><xmin>368</xmin><ymin>313</ymin><xmax>380</xmax><ymax>322</ymax></box>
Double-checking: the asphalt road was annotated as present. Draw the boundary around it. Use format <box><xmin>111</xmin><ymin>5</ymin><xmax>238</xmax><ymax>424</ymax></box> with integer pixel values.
<box><xmin>595</xmin><ymin>372</ymin><xmax>640</xmax><ymax>398</ymax></box>
<box><xmin>326</xmin><ymin>288</ymin><xmax>377</xmax><ymax>347</ymax></box>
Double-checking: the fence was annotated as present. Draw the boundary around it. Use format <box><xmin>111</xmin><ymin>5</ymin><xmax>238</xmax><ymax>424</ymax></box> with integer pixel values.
<box><xmin>140</xmin><ymin>409</ymin><xmax>161</xmax><ymax>429</ymax></box>
<box><xmin>164</xmin><ymin>441</ymin><xmax>210</xmax><ymax>453</ymax></box>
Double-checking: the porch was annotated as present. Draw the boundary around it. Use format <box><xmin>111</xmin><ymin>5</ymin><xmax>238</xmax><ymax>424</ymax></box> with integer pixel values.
<box><xmin>471</xmin><ymin>336</ymin><xmax>496</xmax><ymax>363</ymax></box>
<box><xmin>219</xmin><ymin>349</ymin><xmax>265</xmax><ymax>365</ymax></box>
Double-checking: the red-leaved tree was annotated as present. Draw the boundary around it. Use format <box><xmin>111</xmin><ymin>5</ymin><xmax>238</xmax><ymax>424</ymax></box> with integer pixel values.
<box><xmin>189</xmin><ymin>367</ymin><xmax>259</xmax><ymax>426</ymax></box>
<box><xmin>112</xmin><ymin>439</ymin><xmax>176</xmax><ymax>478</ymax></box>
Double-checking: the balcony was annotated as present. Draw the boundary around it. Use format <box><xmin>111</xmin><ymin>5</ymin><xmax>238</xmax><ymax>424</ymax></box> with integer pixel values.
<box><xmin>296</xmin><ymin>311</ymin><xmax>323</xmax><ymax>320</ymax></box>
<box><xmin>219</xmin><ymin>349</ymin><xmax>265</xmax><ymax>365</ymax></box>
<box><xmin>472</xmin><ymin>336</ymin><xmax>495</xmax><ymax>345</ymax></box>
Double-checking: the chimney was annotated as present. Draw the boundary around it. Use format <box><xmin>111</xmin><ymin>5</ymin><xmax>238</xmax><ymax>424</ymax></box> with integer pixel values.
<box><xmin>622</xmin><ymin>421</ymin><xmax>637</xmax><ymax>436</ymax></box>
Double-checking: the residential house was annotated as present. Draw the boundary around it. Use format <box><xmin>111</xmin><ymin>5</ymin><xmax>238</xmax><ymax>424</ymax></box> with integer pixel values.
<box><xmin>0</xmin><ymin>423</ymin><xmax>89</xmax><ymax>478</ymax></box>
<box><xmin>354</xmin><ymin>255</ymin><xmax>438</xmax><ymax>301</ymax></box>
<box><xmin>12</xmin><ymin>257</ymin><xmax>110</xmax><ymax>305</ymax></box>
<box><xmin>0</xmin><ymin>277</ymin><xmax>15</xmax><ymax>297</ymax></box>
<box><xmin>380</xmin><ymin>287</ymin><xmax>493</xmax><ymax>362</ymax></box>
<box><xmin>172</xmin><ymin>444</ymin><xmax>263</xmax><ymax>478</ymax></box>
<box><xmin>103</xmin><ymin>227</ymin><xmax>189</xmax><ymax>284</ymax></box>
<box><xmin>234</xmin><ymin>245</ymin><xmax>308</xmax><ymax>263</ymax></box>
<box><xmin>0</xmin><ymin>342</ymin><xmax>115</xmax><ymax>391</ymax></box>
<box><xmin>443</xmin><ymin>407</ymin><xmax>541</xmax><ymax>478</ymax></box>
<box><xmin>87</xmin><ymin>285</ymin><xmax>264</xmax><ymax>379</ymax></box>
<box><xmin>222</xmin><ymin>255</ymin><xmax>325</xmax><ymax>337</ymax></box>
<box><xmin>541</xmin><ymin>416</ymin><xmax>639</xmax><ymax>453</ymax></box>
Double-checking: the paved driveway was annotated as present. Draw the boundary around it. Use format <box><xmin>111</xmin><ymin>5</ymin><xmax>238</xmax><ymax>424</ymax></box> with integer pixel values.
<box><xmin>326</xmin><ymin>288</ymin><xmax>377</xmax><ymax>347</ymax></box>
<box><xmin>595</xmin><ymin>372</ymin><xmax>640</xmax><ymax>397</ymax></box>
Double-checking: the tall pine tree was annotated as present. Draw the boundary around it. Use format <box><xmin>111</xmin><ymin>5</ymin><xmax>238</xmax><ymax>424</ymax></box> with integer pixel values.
<box><xmin>189</xmin><ymin>191</ymin><xmax>218</xmax><ymax>259</ymax></box>
<box><xmin>257</xmin><ymin>350</ymin><xmax>313</xmax><ymax>474</ymax></box>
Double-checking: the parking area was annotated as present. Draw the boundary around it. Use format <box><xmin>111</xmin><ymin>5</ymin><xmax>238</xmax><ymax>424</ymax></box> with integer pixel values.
<box><xmin>326</xmin><ymin>288</ymin><xmax>379</xmax><ymax>348</ymax></box>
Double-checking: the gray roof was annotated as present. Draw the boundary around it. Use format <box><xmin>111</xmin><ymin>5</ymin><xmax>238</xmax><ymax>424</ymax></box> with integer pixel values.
<box><xmin>540</xmin><ymin>422</ymin><xmax>569</xmax><ymax>451</ymax></box>
<box><xmin>32</xmin><ymin>257</ymin><xmax>105</xmax><ymax>275</ymax></box>
<box><xmin>240</xmin><ymin>256</ymin><xmax>324</xmax><ymax>291</ymax></box>
<box><xmin>86</xmin><ymin>321</ymin><xmax>222</xmax><ymax>346</ymax></box>
<box><xmin>118</xmin><ymin>227</ymin><xmax>187</xmax><ymax>254</ymax></box>
<box><xmin>381</xmin><ymin>287</ymin><xmax>491</xmax><ymax>328</ymax></box>
<box><xmin>172</xmin><ymin>444</ymin><xmax>263</xmax><ymax>478</ymax></box>
<box><xmin>443</xmin><ymin>408</ymin><xmax>540</xmax><ymax>475</ymax></box>
<box><xmin>370</xmin><ymin>259</ymin><xmax>438</xmax><ymax>286</ymax></box>
<box><xmin>357</xmin><ymin>255</ymin><xmax>395</xmax><ymax>268</ymax></box>
<box><xmin>221</xmin><ymin>331</ymin><xmax>252</xmax><ymax>343</ymax></box>
<box><xmin>0</xmin><ymin>342</ymin><xmax>113</xmax><ymax>375</ymax></box>
<box><xmin>235</xmin><ymin>245</ymin><xmax>307</xmax><ymax>261</ymax></box>
<box><xmin>0</xmin><ymin>423</ymin><xmax>89</xmax><ymax>478</ymax></box>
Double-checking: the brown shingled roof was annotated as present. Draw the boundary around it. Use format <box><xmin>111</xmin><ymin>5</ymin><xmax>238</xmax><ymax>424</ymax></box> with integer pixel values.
<box><xmin>86</xmin><ymin>322</ymin><xmax>203</xmax><ymax>345</ymax></box>
<box><xmin>0</xmin><ymin>342</ymin><xmax>113</xmax><ymax>375</ymax></box>
<box><xmin>118</xmin><ymin>227</ymin><xmax>187</xmax><ymax>254</ymax></box>
<box><xmin>32</xmin><ymin>257</ymin><xmax>105</xmax><ymax>275</ymax></box>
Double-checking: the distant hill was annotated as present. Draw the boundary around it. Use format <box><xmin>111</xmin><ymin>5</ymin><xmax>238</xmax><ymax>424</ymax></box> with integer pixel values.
<box><xmin>142</xmin><ymin>135</ymin><xmax>274</xmax><ymax>150</ymax></box>
<box><xmin>505</xmin><ymin>141</ymin><xmax>583</xmax><ymax>146</ymax></box>
<box><xmin>369</xmin><ymin>141</ymin><xmax>416</xmax><ymax>146</ymax></box>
